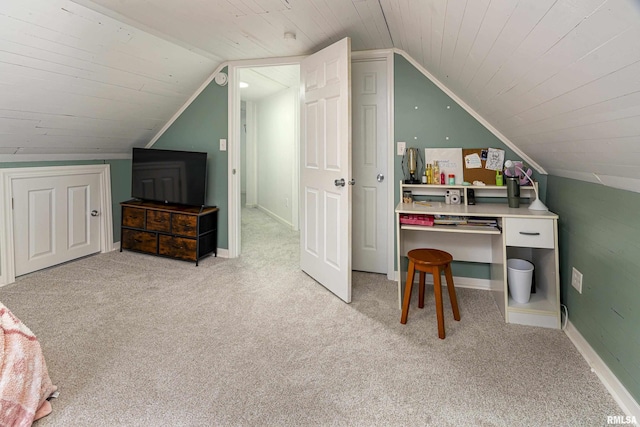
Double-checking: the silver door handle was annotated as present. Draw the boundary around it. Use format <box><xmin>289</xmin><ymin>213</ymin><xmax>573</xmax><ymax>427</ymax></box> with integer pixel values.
<box><xmin>377</xmin><ymin>173</ymin><xmax>384</xmax><ymax>182</ymax></box>
<box><xmin>91</xmin><ymin>210</ymin><xmax>99</xmax><ymax>217</ymax></box>
<box><xmin>335</xmin><ymin>178</ymin><xmax>355</xmax><ymax>187</ymax></box>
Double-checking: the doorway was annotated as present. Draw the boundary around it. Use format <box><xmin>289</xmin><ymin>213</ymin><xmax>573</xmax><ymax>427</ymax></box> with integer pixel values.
<box><xmin>236</xmin><ymin>64</ymin><xmax>301</xmax><ymax>256</ymax></box>
<box><xmin>228</xmin><ymin>52</ymin><xmax>394</xmax><ymax>279</ymax></box>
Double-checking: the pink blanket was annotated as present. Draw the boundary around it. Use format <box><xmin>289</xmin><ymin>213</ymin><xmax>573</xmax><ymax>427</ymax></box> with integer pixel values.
<box><xmin>0</xmin><ymin>303</ymin><xmax>57</xmax><ymax>426</ymax></box>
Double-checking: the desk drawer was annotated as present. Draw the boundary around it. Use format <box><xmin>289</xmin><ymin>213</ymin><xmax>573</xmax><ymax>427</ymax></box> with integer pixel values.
<box><xmin>505</xmin><ymin>218</ymin><xmax>554</xmax><ymax>248</ymax></box>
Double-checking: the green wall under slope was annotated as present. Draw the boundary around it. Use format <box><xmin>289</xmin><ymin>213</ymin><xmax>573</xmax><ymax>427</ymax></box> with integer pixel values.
<box><xmin>152</xmin><ymin>77</ymin><xmax>229</xmax><ymax>248</ymax></box>
<box><xmin>393</xmin><ymin>54</ymin><xmax>547</xmax><ymax>278</ymax></box>
<box><xmin>547</xmin><ymin>175</ymin><xmax>640</xmax><ymax>402</ymax></box>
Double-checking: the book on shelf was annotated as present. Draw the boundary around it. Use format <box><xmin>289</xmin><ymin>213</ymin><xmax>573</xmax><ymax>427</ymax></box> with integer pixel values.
<box><xmin>466</xmin><ymin>217</ymin><xmax>498</xmax><ymax>225</ymax></box>
<box><xmin>399</xmin><ymin>214</ymin><xmax>434</xmax><ymax>226</ymax></box>
<box><xmin>433</xmin><ymin>215</ymin><xmax>468</xmax><ymax>225</ymax></box>
<box><xmin>453</xmin><ymin>223</ymin><xmax>500</xmax><ymax>231</ymax></box>
<box><xmin>432</xmin><ymin>215</ymin><xmax>500</xmax><ymax>230</ymax></box>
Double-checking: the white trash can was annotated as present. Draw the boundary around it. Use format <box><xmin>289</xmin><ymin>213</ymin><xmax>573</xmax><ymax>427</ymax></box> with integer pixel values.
<box><xmin>507</xmin><ymin>259</ymin><xmax>534</xmax><ymax>303</ymax></box>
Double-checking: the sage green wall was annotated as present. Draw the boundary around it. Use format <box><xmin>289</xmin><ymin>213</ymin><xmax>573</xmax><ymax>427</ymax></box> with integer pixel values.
<box><xmin>393</xmin><ymin>54</ymin><xmax>547</xmax><ymax>278</ymax></box>
<box><xmin>547</xmin><ymin>175</ymin><xmax>640</xmax><ymax>402</ymax></box>
<box><xmin>0</xmin><ymin>160</ymin><xmax>130</xmax><ymax>243</ymax></box>
<box><xmin>152</xmin><ymin>77</ymin><xmax>229</xmax><ymax>248</ymax></box>
<box><xmin>108</xmin><ymin>160</ymin><xmax>131</xmax><ymax>242</ymax></box>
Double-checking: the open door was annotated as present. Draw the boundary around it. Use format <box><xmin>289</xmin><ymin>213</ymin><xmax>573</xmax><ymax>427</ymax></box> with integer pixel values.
<box><xmin>299</xmin><ymin>37</ymin><xmax>352</xmax><ymax>303</ymax></box>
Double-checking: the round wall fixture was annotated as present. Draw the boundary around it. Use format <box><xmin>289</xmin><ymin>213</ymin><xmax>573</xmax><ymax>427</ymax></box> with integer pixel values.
<box><xmin>214</xmin><ymin>72</ymin><xmax>228</xmax><ymax>86</ymax></box>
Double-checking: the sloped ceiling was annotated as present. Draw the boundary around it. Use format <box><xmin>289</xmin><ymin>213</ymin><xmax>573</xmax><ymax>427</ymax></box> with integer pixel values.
<box><xmin>2</xmin><ymin>0</ymin><xmax>640</xmax><ymax>191</ymax></box>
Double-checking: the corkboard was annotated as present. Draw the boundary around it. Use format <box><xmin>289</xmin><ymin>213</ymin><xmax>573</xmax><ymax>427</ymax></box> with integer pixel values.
<box><xmin>462</xmin><ymin>148</ymin><xmax>498</xmax><ymax>185</ymax></box>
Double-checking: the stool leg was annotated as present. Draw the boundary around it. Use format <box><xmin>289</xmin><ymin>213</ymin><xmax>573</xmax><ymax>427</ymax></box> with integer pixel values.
<box><xmin>400</xmin><ymin>261</ymin><xmax>416</xmax><ymax>324</ymax></box>
<box><xmin>444</xmin><ymin>263</ymin><xmax>461</xmax><ymax>321</ymax></box>
<box><xmin>418</xmin><ymin>271</ymin><xmax>425</xmax><ymax>309</ymax></box>
<box><xmin>433</xmin><ymin>266</ymin><xmax>445</xmax><ymax>339</ymax></box>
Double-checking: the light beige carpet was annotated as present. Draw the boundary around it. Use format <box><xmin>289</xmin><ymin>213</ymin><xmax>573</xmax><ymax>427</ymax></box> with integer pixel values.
<box><xmin>1</xmin><ymin>207</ymin><xmax>621</xmax><ymax>426</ymax></box>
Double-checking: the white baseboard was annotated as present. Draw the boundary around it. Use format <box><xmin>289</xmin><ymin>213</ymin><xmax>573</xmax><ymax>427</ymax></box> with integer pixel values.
<box><xmin>445</xmin><ymin>276</ymin><xmax>491</xmax><ymax>290</ymax></box>
<box><xmin>392</xmin><ymin>270</ymin><xmax>491</xmax><ymax>290</ymax></box>
<box><xmin>256</xmin><ymin>205</ymin><xmax>294</xmax><ymax>229</ymax></box>
<box><xmin>565</xmin><ymin>320</ymin><xmax>640</xmax><ymax>418</ymax></box>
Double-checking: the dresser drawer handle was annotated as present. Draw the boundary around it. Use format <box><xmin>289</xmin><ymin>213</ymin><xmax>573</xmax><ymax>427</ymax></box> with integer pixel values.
<box><xmin>519</xmin><ymin>232</ymin><xmax>540</xmax><ymax>236</ymax></box>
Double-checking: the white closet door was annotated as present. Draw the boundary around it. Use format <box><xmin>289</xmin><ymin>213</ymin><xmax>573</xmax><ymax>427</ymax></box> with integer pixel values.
<box><xmin>13</xmin><ymin>173</ymin><xmax>102</xmax><ymax>276</ymax></box>
<box><xmin>352</xmin><ymin>59</ymin><xmax>388</xmax><ymax>274</ymax></box>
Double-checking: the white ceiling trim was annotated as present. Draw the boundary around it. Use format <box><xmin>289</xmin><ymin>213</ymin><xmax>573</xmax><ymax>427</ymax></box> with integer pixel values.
<box><xmin>392</xmin><ymin>48</ymin><xmax>547</xmax><ymax>175</ymax></box>
<box><xmin>0</xmin><ymin>153</ymin><xmax>131</xmax><ymax>162</ymax></box>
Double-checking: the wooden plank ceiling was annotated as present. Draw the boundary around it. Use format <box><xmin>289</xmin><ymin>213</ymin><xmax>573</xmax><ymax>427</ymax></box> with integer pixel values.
<box><xmin>1</xmin><ymin>0</ymin><xmax>639</xmax><ymax>190</ymax></box>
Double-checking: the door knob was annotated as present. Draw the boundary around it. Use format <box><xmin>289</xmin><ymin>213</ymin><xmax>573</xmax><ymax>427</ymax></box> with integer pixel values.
<box><xmin>377</xmin><ymin>173</ymin><xmax>384</xmax><ymax>182</ymax></box>
<box><xmin>91</xmin><ymin>210</ymin><xmax>99</xmax><ymax>217</ymax></box>
<box><xmin>334</xmin><ymin>178</ymin><xmax>345</xmax><ymax>187</ymax></box>
<box><xmin>348</xmin><ymin>179</ymin><xmax>355</xmax><ymax>185</ymax></box>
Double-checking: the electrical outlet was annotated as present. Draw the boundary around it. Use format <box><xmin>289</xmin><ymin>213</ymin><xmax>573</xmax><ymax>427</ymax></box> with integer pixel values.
<box><xmin>220</xmin><ymin>138</ymin><xmax>227</xmax><ymax>151</ymax></box>
<box><xmin>397</xmin><ymin>141</ymin><xmax>406</xmax><ymax>156</ymax></box>
<box><xmin>571</xmin><ymin>267</ymin><xmax>583</xmax><ymax>294</ymax></box>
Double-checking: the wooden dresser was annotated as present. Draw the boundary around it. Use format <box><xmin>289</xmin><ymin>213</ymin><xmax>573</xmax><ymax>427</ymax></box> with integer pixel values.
<box><xmin>120</xmin><ymin>200</ymin><xmax>218</xmax><ymax>265</ymax></box>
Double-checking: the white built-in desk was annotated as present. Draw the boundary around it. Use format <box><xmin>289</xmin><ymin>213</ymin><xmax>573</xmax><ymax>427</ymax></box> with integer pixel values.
<box><xmin>396</xmin><ymin>183</ymin><xmax>560</xmax><ymax>329</ymax></box>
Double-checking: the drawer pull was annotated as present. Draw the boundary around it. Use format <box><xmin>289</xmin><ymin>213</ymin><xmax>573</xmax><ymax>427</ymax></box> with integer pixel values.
<box><xmin>519</xmin><ymin>231</ymin><xmax>540</xmax><ymax>236</ymax></box>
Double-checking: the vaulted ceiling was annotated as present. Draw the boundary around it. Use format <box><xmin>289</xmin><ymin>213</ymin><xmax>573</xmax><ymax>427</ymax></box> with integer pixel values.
<box><xmin>2</xmin><ymin>0</ymin><xmax>639</xmax><ymax>191</ymax></box>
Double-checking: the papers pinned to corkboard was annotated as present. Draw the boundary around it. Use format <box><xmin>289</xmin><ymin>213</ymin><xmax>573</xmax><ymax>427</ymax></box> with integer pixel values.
<box><xmin>462</xmin><ymin>148</ymin><xmax>505</xmax><ymax>185</ymax></box>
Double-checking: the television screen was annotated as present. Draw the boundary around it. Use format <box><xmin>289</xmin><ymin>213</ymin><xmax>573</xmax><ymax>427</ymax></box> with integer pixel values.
<box><xmin>131</xmin><ymin>148</ymin><xmax>207</xmax><ymax>206</ymax></box>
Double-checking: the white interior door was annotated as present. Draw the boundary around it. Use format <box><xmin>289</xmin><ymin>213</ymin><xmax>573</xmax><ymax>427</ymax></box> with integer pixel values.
<box><xmin>300</xmin><ymin>37</ymin><xmax>352</xmax><ymax>303</ymax></box>
<box><xmin>12</xmin><ymin>173</ymin><xmax>102</xmax><ymax>276</ymax></box>
<box><xmin>352</xmin><ymin>59</ymin><xmax>388</xmax><ymax>274</ymax></box>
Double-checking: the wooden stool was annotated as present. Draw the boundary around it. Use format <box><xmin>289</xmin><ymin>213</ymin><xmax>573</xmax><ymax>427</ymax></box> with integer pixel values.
<box><xmin>400</xmin><ymin>248</ymin><xmax>461</xmax><ymax>339</ymax></box>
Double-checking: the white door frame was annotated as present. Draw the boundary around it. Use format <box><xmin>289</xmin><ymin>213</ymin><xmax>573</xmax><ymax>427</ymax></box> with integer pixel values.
<box><xmin>227</xmin><ymin>50</ymin><xmax>394</xmax><ymax>276</ymax></box>
<box><xmin>227</xmin><ymin>55</ymin><xmax>305</xmax><ymax>258</ymax></box>
<box><xmin>0</xmin><ymin>164</ymin><xmax>114</xmax><ymax>286</ymax></box>
<box><xmin>244</xmin><ymin>100</ymin><xmax>258</xmax><ymax>208</ymax></box>
<box><xmin>351</xmin><ymin>49</ymin><xmax>395</xmax><ymax>280</ymax></box>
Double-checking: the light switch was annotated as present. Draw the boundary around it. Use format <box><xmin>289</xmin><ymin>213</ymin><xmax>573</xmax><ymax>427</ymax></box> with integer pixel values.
<box><xmin>397</xmin><ymin>141</ymin><xmax>406</xmax><ymax>156</ymax></box>
<box><xmin>220</xmin><ymin>138</ymin><xmax>227</xmax><ymax>151</ymax></box>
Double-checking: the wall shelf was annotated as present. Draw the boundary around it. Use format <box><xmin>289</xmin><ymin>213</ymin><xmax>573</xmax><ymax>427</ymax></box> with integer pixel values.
<box><xmin>401</xmin><ymin>182</ymin><xmax>537</xmax><ymax>204</ymax></box>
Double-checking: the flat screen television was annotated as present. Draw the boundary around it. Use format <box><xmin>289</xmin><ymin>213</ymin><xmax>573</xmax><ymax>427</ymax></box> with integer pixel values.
<box><xmin>131</xmin><ymin>148</ymin><xmax>208</xmax><ymax>206</ymax></box>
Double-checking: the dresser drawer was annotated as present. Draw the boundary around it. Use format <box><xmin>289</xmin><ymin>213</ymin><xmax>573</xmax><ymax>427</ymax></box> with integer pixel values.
<box><xmin>122</xmin><ymin>207</ymin><xmax>145</xmax><ymax>228</ymax></box>
<box><xmin>172</xmin><ymin>214</ymin><xmax>197</xmax><ymax>237</ymax></box>
<box><xmin>505</xmin><ymin>218</ymin><xmax>555</xmax><ymax>248</ymax></box>
<box><xmin>159</xmin><ymin>235</ymin><xmax>197</xmax><ymax>261</ymax></box>
<box><xmin>121</xmin><ymin>229</ymin><xmax>157</xmax><ymax>253</ymax></box>
<box><xmin>146</xmin><ymin>210</ymin><xmax>171</xmax><ymax>232</ymax></box>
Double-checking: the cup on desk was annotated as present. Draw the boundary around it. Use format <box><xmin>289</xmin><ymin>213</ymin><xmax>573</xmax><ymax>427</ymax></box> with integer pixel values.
<box><xmin>506</xmin><ymin>177</ymin><xmax>520</xmax><ymax>208</ymax></box>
